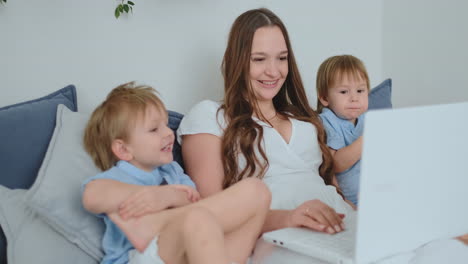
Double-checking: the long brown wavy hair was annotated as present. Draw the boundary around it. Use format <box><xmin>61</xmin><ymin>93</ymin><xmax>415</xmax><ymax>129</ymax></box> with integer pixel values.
<box><xmin>220</xmin><ymin>8</ymin><xmax>335</xmax><ymax>190</ymax></box>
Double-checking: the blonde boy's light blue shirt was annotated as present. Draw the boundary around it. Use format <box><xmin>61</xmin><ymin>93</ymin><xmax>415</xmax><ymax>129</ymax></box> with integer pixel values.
<box><xmin>81</xmin><ymin>161</ymin><xmax>195</xmax><ymax>264</ymax></box>
<box><xmin>319</xmin><ymin>108</ymin><xmax>364</xmax><ymax>206</ymax></box>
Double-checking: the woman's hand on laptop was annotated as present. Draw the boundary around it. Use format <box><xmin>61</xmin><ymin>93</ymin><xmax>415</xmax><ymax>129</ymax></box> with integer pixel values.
<box><xmin>287</xmin><ymin>199</ymin><xmax>345</xmax><ymax>234</ymax></box>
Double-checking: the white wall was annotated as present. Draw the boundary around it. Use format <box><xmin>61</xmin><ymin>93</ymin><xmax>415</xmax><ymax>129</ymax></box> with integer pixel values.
<box><xmin>383</xmin><ymin>0</ymin><xmax>468</xmax><ymax>108</ymax></box>
<box><xmin>0</xmin><ymin>0</ymin><xmax>382</xmax><ymax>114</ymax></box>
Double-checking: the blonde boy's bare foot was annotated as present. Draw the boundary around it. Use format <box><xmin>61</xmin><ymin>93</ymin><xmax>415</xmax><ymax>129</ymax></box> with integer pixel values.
<box><xmin>109</xmin><ymin>212</ymin><xmax>167</xmax><ymax>252</ymax></box>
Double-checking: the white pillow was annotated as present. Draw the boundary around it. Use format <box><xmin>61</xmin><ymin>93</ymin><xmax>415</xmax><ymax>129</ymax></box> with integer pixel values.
<box><xmin>26</xmin><ymin>105</ymin><xmax>104</xmax><ymax>260</ymax></box>
<box><xmin>0</xmin><ymin>185</ymin><xmax>97</xmax><ymax>264</ymax></box>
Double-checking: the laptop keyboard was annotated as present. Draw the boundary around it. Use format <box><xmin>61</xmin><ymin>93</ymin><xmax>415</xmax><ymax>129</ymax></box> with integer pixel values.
<box><xmin>300</xmin><ymin>228</ymin><xmax>356</xmax><ymax>257</ymax></box>
<box><xmin>264</xmin><ymin>217</ymin><xmax>357</xmax><ymax>264</ymax></box>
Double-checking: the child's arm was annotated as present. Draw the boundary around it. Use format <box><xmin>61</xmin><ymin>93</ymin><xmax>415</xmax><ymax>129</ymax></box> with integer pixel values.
<box><xmin>171</xmin><ymin>162</ymin><xmax>201</xmax><ymax>202</ymax></box>
<box><xmin>332</xmin><ymin>175</ymin><xmax>357</xmax><ymax>210</ymax></box>
<box><xmin>329</xmin><ymin>136</ymin><xmax>363</xmax><ymax>173</ymax></box>
<box><xmin>82</xmin><ymin>179</ymin><xmax>189</xmax><ymax>218</ymax></box>
<box><xmin>118</xmin><ymin>184</ymin><xmax>195</xmax><ymax>219</ymax></box>
<box><xmin>172</xmin><ymin>184</ymin><xmax>200</xmax><ymax>203</ymax></box>
<box><xmin>172</xmin><ymin>162</ymin><xmax>197</xmax><ymax>188</ymax></box>
<box><xmin>177</xmin><ymin>174</ymin><xmax>200</xmax><ymax>202</ymax></box>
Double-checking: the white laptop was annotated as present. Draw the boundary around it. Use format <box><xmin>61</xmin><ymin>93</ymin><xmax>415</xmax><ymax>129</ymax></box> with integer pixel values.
<box><xmin>263</xmin><ymin>101</ymin><xmax>468</xmax><ymax>264</ymax></box>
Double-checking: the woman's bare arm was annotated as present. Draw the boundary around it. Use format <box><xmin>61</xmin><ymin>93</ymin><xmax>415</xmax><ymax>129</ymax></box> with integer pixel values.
<box><xmin>182</xmin><ymin>133</ymin><xmax>225</xmax><ymax>197</ymax></box>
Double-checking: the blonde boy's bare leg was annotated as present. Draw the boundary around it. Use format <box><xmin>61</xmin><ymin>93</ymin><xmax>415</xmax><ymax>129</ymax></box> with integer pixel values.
<box><xmin>187</xmin><ymin>178</ymin><xmax>271</xmax><ymax>263</ymax></box>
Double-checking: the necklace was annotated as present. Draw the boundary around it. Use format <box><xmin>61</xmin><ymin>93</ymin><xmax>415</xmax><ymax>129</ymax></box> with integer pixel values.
<box><xmin>267</xmin><ymin>112</ymin><xmax>278</xmax><ymax>121</ymax></box>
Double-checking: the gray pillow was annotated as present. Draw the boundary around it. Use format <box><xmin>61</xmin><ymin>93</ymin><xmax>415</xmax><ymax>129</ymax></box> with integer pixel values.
<box><xmin>0</xmin><ymin>85</ymin><xmax>77</xmax><ymax>264</ymax></box>
<box><xmin>26</xmin><ymin>105</ymin><xmax>105</xmax><ymax>261</ymax></box>
<box><xmin>24</xmin><ymin>105</ymin><xmax>189</xmax><ymax>262</ymax></box>
<box><xmin>0</xmin><ymin>185</ymin><xmax>97</xmax><ymax>264</ymax></box>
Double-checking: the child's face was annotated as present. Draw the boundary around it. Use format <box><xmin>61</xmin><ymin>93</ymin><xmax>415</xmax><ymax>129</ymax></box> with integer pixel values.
<box><xmin>125</xmin><ymin>105</ymin><xmax>174</xmax><ymax>172</ymax></box>
<box><xmin>249</xmin><ymin>26</ymin><xmax>289</xmax><ymax>103</ymax></box>
<box><xmin>320</xmin><ymin>74</ymin><xmax>368</xmax><ymax>124</ymax></box>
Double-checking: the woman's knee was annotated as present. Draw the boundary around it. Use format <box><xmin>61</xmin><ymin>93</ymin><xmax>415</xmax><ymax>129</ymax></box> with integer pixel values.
<box><xmin>240</xmin><ymin>178</ymin><xmax>271</xmax><ymax>208</ymax></box>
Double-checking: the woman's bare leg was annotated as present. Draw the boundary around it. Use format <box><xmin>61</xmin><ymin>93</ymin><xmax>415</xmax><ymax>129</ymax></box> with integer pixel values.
<box><xmin>112</xmin><ymin>207</ymin><xmax>230</xmax><ymax>264</ymax></box>
<box><xmin>112</xmin><ymin>178</ymin><xmax>271</xmax><ymax>263</ymax></box>
<box><xmin>180</xmin><ymin>207</ymin><xmax>229</xmax><ymax>264</ymax></box>
<box><xmin>190</xmin><ymin>178</ymin><xmax>271</xmax><ymax>263</ymax></box>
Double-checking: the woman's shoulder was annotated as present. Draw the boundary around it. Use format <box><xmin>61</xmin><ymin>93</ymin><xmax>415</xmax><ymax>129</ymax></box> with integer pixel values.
<box><xmin>182</xmin><ymin>100</ymin><xmax>223</xmax><ymax>124</ymax></box>
<box><xmin>187</xmin><ymin>100</ymin><xmax>221</xmax><ymax>116</ymax></box>
<box><xmin>177</xmin><ymin>100</ymin><xmax>226</xmax><ymax>141</ymax></box>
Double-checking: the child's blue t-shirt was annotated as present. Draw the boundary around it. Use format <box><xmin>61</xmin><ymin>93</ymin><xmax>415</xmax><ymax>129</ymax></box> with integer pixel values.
<box><xmin>319</xmin><ymin>108</ymin><xmax>365</xmax><ymax>205</ymax></box>
<box><xmin>81</xmin><ymin>161</ymin><xmax>195</xmax><ymax>264</ymax></box>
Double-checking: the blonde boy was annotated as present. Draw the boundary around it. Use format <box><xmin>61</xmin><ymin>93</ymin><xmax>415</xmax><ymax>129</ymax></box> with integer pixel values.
<box><xmin>316</xmin><ymin>55</ymin><xmax>369</xmax><ymax>206</ymax></box>
<box><xmin>82</xmin><ymin>82</ymin><xmax>270</xmax><ymax>264</ymax></box>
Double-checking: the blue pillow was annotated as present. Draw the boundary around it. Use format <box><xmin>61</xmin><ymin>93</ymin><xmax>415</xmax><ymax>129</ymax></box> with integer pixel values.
<box><xmin>168</xmin><ymin>110</ymin><xmax>185</xmax><ymax>169</ymax></box>
<box><xmin>0</xmin><ymin>85</ymin><xmax>77</xmax><ymax>189</ymax></box>
<box><xmin>0</xmin><ymin>85</ymin><xmax>77</xmax><ymax>264</ymax></box>
<box><xmin>369</xmin><ymin>79</ymin><xmax>392</xmax><ymax>110</ymax></box>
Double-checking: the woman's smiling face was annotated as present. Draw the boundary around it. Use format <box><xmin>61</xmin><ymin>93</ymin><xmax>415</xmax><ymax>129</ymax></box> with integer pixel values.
<box><xmin>249</xmin><ymin>25</ymin><xmax>288</xmax><ymax>103</ymax></box>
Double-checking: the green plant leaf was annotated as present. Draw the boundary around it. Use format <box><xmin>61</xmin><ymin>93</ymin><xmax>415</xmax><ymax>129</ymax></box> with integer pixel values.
<box><xmin>128</xmin><ymin>1</ymin><xmax>135</xmax><ymax>6</ymax></box>
<box><xmin>115</xmin><ymin>6</ymin><xmax>121</xmax><ymax>18</ymax></box>
<box><xmin>119</xmin><ymin>4</ymin><xmax>124</xmax><ymax>13</ymax></box>
<box><xmin>123</xmin><ymin>4</ymin><xmax>129</xmax><ymax>13</ymax></box>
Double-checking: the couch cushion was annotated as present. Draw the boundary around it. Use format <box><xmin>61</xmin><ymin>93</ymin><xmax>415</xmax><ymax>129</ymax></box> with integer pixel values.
<box><xmin>0</xmin><ymin>85</ymin><xmax>77</xmax><ymax>189</ymax></box>
<box><xmin>0</xmin><ymin>85</ymin><xmax>77</xmax><ymax>264</ymax></box>
<box><xmin>0</xmin><ymin>186</ymin><xmax>97</xmax><ymax>264</ymax></box>
<box><xmin>26</xmin><ymin>105</ymin><xmax>105</xmax><ymax>260</ymax></box>
<box><xmin>25</xmin><ymin>105</ymin><xmax>186</xmax><ymax>261</ymax></box>
<box><xmin>369</xmin><ymin>78</ymin><xmax>392</xmax><ymax>110</ymax></box>
<box><xmin>168</xmin><ymin>110</ymin><xmax>185</xmax><ymax>169</ymax></box>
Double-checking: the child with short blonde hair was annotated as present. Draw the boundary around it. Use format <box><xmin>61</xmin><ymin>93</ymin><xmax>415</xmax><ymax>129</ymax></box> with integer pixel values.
<box><xmin>316</xmin><ymin>55</ymin><xmax>370</xmax><ymax>206</ymax></box>
<box><xmin>82</xmin><ymin>82</ymin><xmax>270</xmax><ymax>264</ymax></box>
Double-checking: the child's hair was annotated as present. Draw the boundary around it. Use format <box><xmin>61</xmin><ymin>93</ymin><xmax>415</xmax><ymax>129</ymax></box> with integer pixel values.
<box><xmin>84</xmin><ymin>82</ymin><xmax>166</xmax><ymax>171</ymax></box>
<box><xmin>316</xmin><ymin>55</ymin><xmax>370</xmax><ymax>113</ymax></box>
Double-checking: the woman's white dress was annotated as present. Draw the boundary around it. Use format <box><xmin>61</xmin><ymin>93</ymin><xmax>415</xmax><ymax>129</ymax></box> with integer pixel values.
<box><xmin>177</xmin><ymin>100</ymin><xmax>353</xmax><ymax>214</ymax></box>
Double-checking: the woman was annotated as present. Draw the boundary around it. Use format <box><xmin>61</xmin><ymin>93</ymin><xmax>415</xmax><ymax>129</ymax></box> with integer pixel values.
<box><xmin>177</xmin><ymin>7</ymin><xmax>468</xmax><ymax>263</ymax></box>
<box><xmin>178</xmin><ymin>7</ymin><xmax>350</xmax><ymax>236</ymax></box>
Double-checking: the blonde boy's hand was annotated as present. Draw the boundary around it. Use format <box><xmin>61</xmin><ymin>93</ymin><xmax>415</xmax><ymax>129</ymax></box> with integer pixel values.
<box><xmin>172</xmin><ymin>184</ymin><xmax>201</xmax><ymax>203</ymax></box>
<box><xmin>118</xmin><ymin>185</ymin><xmax>179</xmax><ymax>220</ymax></box>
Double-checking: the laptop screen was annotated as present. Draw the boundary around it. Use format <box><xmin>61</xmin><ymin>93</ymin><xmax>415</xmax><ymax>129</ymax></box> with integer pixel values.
<box><xmin>356</xmin><ymin>102</ymin><xmax>468</xmax><ymax>263</ymax></box>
